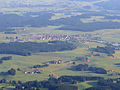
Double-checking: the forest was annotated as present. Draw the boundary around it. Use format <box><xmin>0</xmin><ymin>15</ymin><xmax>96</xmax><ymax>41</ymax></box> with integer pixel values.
<box><xmin>90</xmin><ymin>46</ymin><xmax>115</xmax><ymax>56</ymax></box>
<box><xmin>86</xmin><ymin>78</ymin><xmax>120</xmax><ymax>90</ymax></box>
<box><xmin>70</xmin><ymin>64</ymin><xmax>107</xmax><ymax>74</ymax></box>
<box><xmin>1</xmin><ymin>12</ymin><xmax>120</xmax><ymax>32</ymax></box>
<box><xmin>0</xmin><ymin>41</ymin><xmax>76</xmax><ymax>56</ymax></box>
<box><xmin>0</xmin><ymin>70</ymin><xmax>120</xmax><ymax>90</ymax></box>
<box><xmin>0</xmin><ymin>75</ymin><xmax>104</xmax><ymax>90</ymax></box>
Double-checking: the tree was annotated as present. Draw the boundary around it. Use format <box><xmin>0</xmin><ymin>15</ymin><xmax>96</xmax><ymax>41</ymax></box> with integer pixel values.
<box><xmin>8</xmin><ymin>68</ymin><xmax>16</xmax><ymax>75</ymax></box>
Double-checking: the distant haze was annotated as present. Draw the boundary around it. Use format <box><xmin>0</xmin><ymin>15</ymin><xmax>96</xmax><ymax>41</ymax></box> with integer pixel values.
<box><xmin>0</xmin><ymin>0</ymin><xmax>120</xmax><ymax>11</ymax></box>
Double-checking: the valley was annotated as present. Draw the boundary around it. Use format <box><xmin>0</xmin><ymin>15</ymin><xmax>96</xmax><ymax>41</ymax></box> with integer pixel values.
<box><xmin>0</xmin><ymin>0</ymin><xmax>120</xmax><ymax>89</ymax></box>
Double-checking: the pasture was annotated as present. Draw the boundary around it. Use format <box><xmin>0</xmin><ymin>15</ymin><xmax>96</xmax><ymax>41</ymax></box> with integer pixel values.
<box><xmin>0</xmin><ymin>27</ymin><xmax>120</xmax><ymax>89</ymax></box>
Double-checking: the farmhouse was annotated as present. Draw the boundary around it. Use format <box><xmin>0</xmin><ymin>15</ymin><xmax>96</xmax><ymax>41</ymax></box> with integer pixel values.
<box><xmin>49</xmin><ymin>74</ymin><xmax>59</xmax><ymax>79</ymax></box>
<box><xmin>24</xmin><ymin>70</ymin><xmax>41</xmax><ymax>74</ymax></box>
<box><xmin>97</xmin><ymin>40</ymin><xmax>107</xmax><ymax>44</ymax></box>
<box><xmin>49</xmin><ymin>60</ymin><xmax>63</xmax><ymax>64</ymax></box>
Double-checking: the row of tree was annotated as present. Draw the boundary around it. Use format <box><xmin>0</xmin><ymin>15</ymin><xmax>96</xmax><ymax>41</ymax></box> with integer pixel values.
<box><xmin>32</xmin><ymin>64</ymin><xmax>49</xmax><ymax>68</ymax></box>
<box><xmin>0</xmin><ymin>56</ymin><xmax>12</xmax><ymax>64</ymax></box>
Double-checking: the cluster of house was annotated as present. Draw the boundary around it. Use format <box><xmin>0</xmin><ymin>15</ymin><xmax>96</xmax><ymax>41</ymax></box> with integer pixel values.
<box><xmin>96</xmin><ymin>40</ymin><xmax>120</xmax><ymax>46</ymax></box>
<box><xmin>28</xmin><ymin>33</ymin><xmax>97</xmax><ymax>42</ymax></box>
<box><xmin>5</xmin><ymin>36</ymin><xmax>30</xmax><ymax>42</ymax></box>
<box><xmin>17</xmin><ymin>67</ymin><xmax>42</xmax><ymax>75</ymax></box>
<box><xmin>4</xmin><ymin>31</ymin><xmax>104</xmax><ymax>44</ymax></box>
<box><xmin>76</xmin><ymin>56</ymin><xmax>91</xmax><ymax>63</ymax></box>
<box><xmin>23</xmin><ymin>69</ymin><xmax>41</xmax><ymax>74</ymax></box>
<box><xmin>112</xmin><ymin>43</ymin><xmax>120</xmax><ymax>50</ymax></box>
<box><xmin>112</xmin><ymin>72</ymin><xmax>120</xmax><ymax>77</ymax></box>
<box><xmin>93</xmin><ymin>39</ymin><xmax>120</xmax><ymax>50</ymax></box>
<box><xmin>108</xmin><ymin>69</ymin><xmax>120</xmax><ymax>77</ymax></box>
<box><xmin>49</xmin><ymin>74</ymin><xmax>59</xmax><ymax>79</ymax></box>
<box><xmin>30</xmin><ymin>33</ymin><xmax>104</xmax><ymax>42</ymax></box>
<box><xmin>30</xmin><ymin>33</ymin><xmax>80</xmax><ymax>42</ymax></box>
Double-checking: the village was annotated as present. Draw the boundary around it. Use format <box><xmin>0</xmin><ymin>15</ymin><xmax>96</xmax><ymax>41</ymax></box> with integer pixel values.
<box><xmin>4</xmin><ymin>30</ymin><xmax>120</xmax><ymax>50</ymax></box>
<box><xmin>4</xmin><ymin>30</ymin><xmax>100</xmax><ymax>42</ymax></box>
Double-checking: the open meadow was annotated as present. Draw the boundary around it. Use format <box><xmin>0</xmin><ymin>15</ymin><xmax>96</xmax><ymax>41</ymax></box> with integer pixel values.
<box><xmin>0</xmin><ymin>26</ymin><xmax>120</xmax><ymax>89</ymax></box>
<box><xmin>0</xmin><ymin>0</ymin><xmax>120</xmax><ymax>88</ymax></box>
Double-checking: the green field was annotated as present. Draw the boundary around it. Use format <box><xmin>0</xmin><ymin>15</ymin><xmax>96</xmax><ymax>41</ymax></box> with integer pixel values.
<box><xmin>0</xmin><ymin>0</ymin><xmax>120</xmax><ymax>89</ymax></box>
<box><xmin>0</xmin><ymin>27</ymin><xmax>120</xmax><ymax>89</ymax></box>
